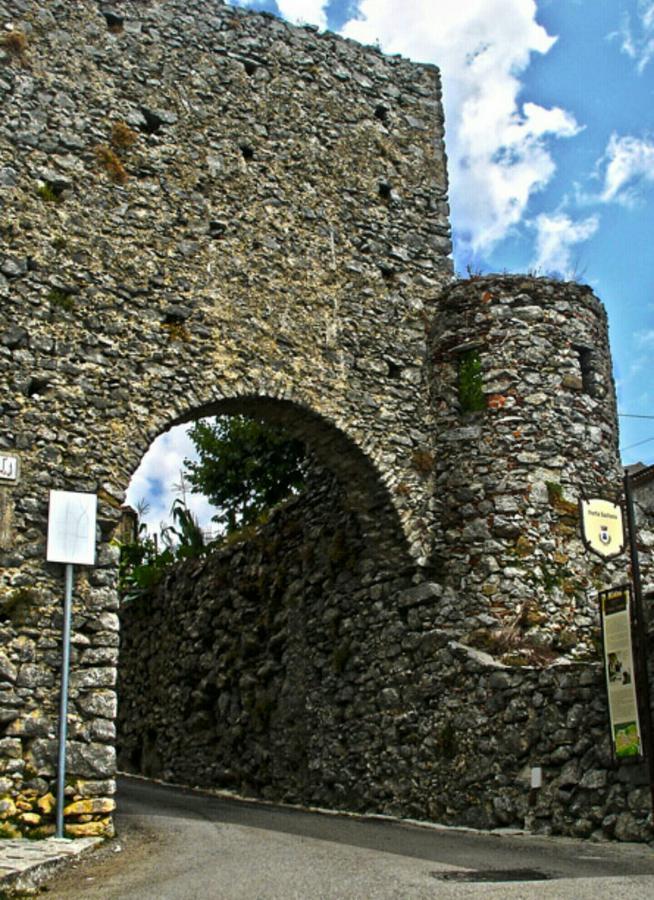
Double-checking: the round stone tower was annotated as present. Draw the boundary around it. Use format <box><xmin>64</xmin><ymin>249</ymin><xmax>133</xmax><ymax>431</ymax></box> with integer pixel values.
<box><xmin>428</xmin><ymin>276</ymin><xmax>623</xmax><ymax>660</ymax></box>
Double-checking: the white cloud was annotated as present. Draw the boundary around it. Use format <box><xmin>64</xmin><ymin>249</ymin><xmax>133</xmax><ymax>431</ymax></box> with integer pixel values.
<box><xmin>636</xmin><ymin>329</ymin><xmax>654</xmax><ymax>345</ymax></box>
<box><xmin>340</xmin><ymin>0</ymin><xmax>580</xmax><ymax>254</ymax></box>
<box><xmin>277</xmin><ymin>0</ymin><xmax>328</xmax><ymax>28</ymax></box>
<box><xmin>611</xmin><ymin>1</ymin><xmax>654</xmax><ymax>73</ymax></box>
<box><xmin>233</xmin><ymin>0</ymin><xmax>328</xmax><ymax>29</ymax></box>
<box><xmin>126</xmin><ymin>424</ymin><xmax>219</xmax><ymax>538</ymax></box>
<box><xmin>530</xmin><ymin>212</ymin><xmax>599</xmax><ymax>277</ymax></box>
<box><xmin>598</xmin><ymin>133</ymin><xmax>654</xmax><ymax>205</ymax></box>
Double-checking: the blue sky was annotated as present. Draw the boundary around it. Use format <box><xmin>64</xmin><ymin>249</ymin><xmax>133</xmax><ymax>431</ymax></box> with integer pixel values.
<box><xmin>128</xmin><ymin>0</ymin><xmax>654</xmax><ymax>531</ymax></box>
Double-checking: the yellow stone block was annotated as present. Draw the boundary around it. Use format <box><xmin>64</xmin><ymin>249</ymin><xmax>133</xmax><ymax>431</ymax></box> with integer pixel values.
<box><xmin>65</xmin><ymin>818</ymin><xmax>113</xmax><ymax>838</ymax></box>
<box><xmin>64</xmin><ymin>797</ymin><xmax>116</xmax><ymax>816</ymax></box>
<box><xmin>37</xmin><ymin>792</ymin><xmax>56</xmax><ymax>815</ymax></box>
<box><xmin>19</xmin><ymin>812</ymin><xmax>41</xmax><ymax>826</ymax></box>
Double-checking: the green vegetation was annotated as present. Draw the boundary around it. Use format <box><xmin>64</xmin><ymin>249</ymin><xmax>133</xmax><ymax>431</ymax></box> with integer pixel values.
<box><xmin>184</xmin><ymin>416</ymin><xmax>307</xmax><ymax>534</ymax></box>
<box><xmin>458</xmin><ymin>349</ymin><xmax>485</xmax><ymax>412</ymax></box>
<box><xmin>37</xmin><ymin>181</ymin><xmax>63</xmax><ymax>203</ymax></box>
<box><xmin>120</xmin><ymin>417</ymin><xmax>308</xmax><ymax>599</ymax></box>
<box><xmin>118</xmin><ymin>498</ymin><xmax>207</xmax><ymax>601</ymax></box>
<box><xmin>47</xmin><ymin>287</ymin><xmax>74</xmax><ymax>311</ymax></box>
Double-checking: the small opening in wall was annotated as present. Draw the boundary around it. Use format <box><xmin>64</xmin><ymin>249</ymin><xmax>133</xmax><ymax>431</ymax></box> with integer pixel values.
<box><xmin>457</xmin><ymin>348</ymin><xmax>485</xmax><ymax>413</ymax></box>
<box><xmin>26</xmin><ymin>377</ymin><xmax>50</xmax><ymax>398</ymax></box>
<box><xmin>208</xmin><ymin>220</ymin><xmax>227</xmax><ymax>239</ymax></box>
<box><xmin>240</xmin><ymin>145</ymin><xmax>254</xmax><ymax>161</ymax></box>
<box><xmin>103</xmin><ymin>12</ymin><xmax>125</xmax><ymax>34</ymax></box>
<box><xmin>374</xmin><ymin>105</ymin><xmax>389</xmax><ymax>123</ymax></box>
<box><xmin>378</xmin><ymin>182</ymin><xmax>392</xmax><ymax>201</ymax></box>
<box><xmin>574</xmin><ymin>345</ymin><xmax>596</xmax><ymax>396</ymax></box>
<box><xmin>243</xmin><ymin>60</ymin><xmax>257</xmax><ymax>76</ymax></box>
<box><xmin>387</xmin><ymin>360</ymin><xmax>402</xmax><ymax>379</ymax></box>
<box><xmin>139</xmin><ymin>109</ymin><xmax>164</xmax><ymax>136</ymax></box>
<box><xmin>379</xmin><ymin>264</ymin><xmax>395</xmax><ymax>281</ymax></box>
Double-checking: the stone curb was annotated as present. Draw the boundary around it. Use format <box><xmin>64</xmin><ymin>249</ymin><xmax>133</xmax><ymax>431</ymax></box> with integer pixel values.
<box><xmin>0</xmin><ymin>837</ymin><xmax>103</xmax><ymax>895</ymax></box>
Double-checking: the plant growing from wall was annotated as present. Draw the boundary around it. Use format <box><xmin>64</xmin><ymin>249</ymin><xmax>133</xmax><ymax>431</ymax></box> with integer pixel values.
<box><xmin>118</xmin><ymin>499</ymin><xmax>208</xmax><ymax>601</ymax></box>
<box><xmin>94</xmin><ymin>144</ymin><xmax>128</xmax><ymax>184</ymax></box>
<box><xmin>457</xmin><ymin>349</ymin><xmax>485</xmax><ymax>412</ymax></box>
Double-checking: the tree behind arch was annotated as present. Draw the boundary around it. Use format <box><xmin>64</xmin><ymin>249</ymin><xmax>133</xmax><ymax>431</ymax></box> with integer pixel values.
<box><xmin>184</xmin><ymin>415</ymin><xmax>308</xmax><ymax>534</ymax></box>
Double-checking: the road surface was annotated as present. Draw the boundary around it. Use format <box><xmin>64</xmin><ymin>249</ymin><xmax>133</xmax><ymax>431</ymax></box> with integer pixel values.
<box><xmin>47</xmin><ymin>775</ymin><xmax>654</xmax><ymax>899</ymax></box>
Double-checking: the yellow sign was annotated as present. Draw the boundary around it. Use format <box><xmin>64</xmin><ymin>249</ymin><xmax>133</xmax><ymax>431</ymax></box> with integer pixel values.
<box><xmin>579</xmin><ymin>497</ymin><xmax>625</xmax><ymax>559</ymax></box>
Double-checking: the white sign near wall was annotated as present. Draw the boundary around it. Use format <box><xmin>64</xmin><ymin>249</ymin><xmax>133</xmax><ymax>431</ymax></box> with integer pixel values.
<box><xmin>0</xmin><ymin>455</ymin><xmax>18</xmax><ymax>482</ymax></box>
<box><xmin>47</xmin><ymin>490</ymin><xmax>98</xmax><ymax>566</ymax></box>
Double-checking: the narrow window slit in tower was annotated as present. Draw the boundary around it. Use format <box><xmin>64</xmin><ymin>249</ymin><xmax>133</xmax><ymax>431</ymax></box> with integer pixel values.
<box><xmin>574</xmin><ymin>345</ymin><xmax>595</xmax><ymax>396</ymax></box>
<box><xmin>456</xmin><ymin>347</ymin><xmax>485</xmax><ymax>413</ymax></box>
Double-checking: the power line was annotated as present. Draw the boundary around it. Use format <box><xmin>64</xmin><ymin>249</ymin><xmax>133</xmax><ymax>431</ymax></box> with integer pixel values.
<box><xmin>618</xmin><ymin>413</ymin><xmax>654</xmax><ymax>419</ymax></box>
<box><xmin>621</xmin><ymin>436</ymin><xmax>654</xmax><ymax>451</ymax></box>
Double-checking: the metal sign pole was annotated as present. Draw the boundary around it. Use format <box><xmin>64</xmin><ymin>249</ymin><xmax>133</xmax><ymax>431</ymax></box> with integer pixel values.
<box><xmin>55</xmin><ymin>562</ymin><xmax>74</xmax><ymax>839</ymax></box>
<box><xmin>623</xmin><ymin>474</ymin><xmax>654</xmax><ymax>816</ymax></box>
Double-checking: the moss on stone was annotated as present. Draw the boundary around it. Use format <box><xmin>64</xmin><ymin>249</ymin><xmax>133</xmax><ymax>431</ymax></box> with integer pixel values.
<box><xmin>457</xmin><ymin>349</ymin><xmax>485</xmax><ymax>412</ymax></box>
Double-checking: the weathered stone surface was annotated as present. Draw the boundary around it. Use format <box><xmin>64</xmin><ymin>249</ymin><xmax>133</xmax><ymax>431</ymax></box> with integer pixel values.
<box><xmin>0</xmin><ymin>0</ymin><xmax>650</xmax><ymax>845</ymax></box>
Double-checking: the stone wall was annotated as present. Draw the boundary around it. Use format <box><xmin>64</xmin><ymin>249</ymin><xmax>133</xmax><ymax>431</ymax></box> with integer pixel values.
<box><xmin>118</xmin><ymin>476</ymin><xmax>412</xmax><ymax>808</ymax></box>
<box><xmin>118</xmin><ymin>476</ymin><xmax>653</xmax><ymax>842</ymax></box>
<box><xmin>0</xmin><ymin>0</ymin><xmax>450</xmax><ymax>836</ymax></box>
<box><xmin>0</xmin><ymin>0</ymin><xmax>648</xmax><ymax>843</ymax></box>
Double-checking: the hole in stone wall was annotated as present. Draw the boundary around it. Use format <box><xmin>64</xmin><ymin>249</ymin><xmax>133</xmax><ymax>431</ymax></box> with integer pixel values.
<box><xmin>139</xmin><ymin>108</ymin><xmax>164</xmax><ymax>135</ymax></box>
<box><xmin>26</xmin><ymin>377</ymin><xmax>50</xmax><ymax>398</ymax></box>
<box><xmin>103</xmin><ymin>12</ymin><xmax>125</xmax><ymax>34</ymax></box>
<box><xmin>37</xmin><ymin>180</ymin><xmax>66</xmax><ymax>203</ymax></box>
<box><xmin>208</xmin><ymin>220</ymin><xmax>227</xmax><ymax>239</ymax></box>
<box><xmin>457</xmin><ymin>348</ymin><xmax>485</xmax><ymax>413</ymax></box>
<box><xmin>378</xmin><ymin>182</ymin><xmax>392</xmax><ymax>201</ymax></box>
<box><xmin>243</xmin><ymin>60</ymin><xmax>257</xmax><ymax>76</ymax></box>
<box><xmin>240</xmin><ymin>145</ymin><xmax>254</xmax><ymax>161</ymax></box>
<box><xmin>387</xmin><ymin>361</ymin><xmax>402</xmax><ymax>379</ymax></box>
<box><xmin>374</xmin><ymin>105</ymin><xmax>389</xmax><ymax>123</ymax></box>
<box><xmin>574</xmin><ymin>345</ymin><xmax>596</xmax><ymax>396</ymax></box>
<box><xmin>379</xmin><ymin>264</ymin><xmax>395</xmax><ymax>281</ymax></box>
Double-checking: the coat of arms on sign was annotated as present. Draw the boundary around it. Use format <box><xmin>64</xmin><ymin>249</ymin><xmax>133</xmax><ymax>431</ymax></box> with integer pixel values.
<box><xmin>579</xmin><ymin>497</ymin><xmax>625</xmax><ymax>560</ymax></box>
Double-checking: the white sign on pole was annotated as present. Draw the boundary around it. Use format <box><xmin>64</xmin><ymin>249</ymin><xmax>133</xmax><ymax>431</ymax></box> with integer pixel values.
<box><xmin>47</xmin><ymin>490</ymin><xmax>98</xmax><ymax>566</ymax></box>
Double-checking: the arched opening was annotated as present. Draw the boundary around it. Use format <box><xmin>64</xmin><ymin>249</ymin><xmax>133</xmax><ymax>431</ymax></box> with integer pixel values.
<box><xmin>113</xmin><ymin>395</ymin><xmax>421</xmax><ymax>812</ymax></box>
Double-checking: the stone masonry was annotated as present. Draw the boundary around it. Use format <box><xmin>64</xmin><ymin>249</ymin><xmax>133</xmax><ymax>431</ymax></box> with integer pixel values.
<box><xmin>0</xmin><ymin>0</ymin><xmax>651</xmax><ymax>842</ymax></box>
<box><xmin>118</xmin><ymin>474</ymin><xmax>652</xmax><ymax>842</ymax></box>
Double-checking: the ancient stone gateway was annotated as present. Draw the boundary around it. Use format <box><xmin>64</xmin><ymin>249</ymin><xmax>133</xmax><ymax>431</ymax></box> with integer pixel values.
<box><xmin>0</xmin><ymin>0</ymin><xmax>651</xmax><ymax>842</ymax></box>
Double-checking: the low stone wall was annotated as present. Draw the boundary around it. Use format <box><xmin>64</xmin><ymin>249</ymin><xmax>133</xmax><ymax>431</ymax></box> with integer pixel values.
<box><xmin>118</xmin><ymin>482</ymin><xmax>653</xmax><ymax>842</ymax></box>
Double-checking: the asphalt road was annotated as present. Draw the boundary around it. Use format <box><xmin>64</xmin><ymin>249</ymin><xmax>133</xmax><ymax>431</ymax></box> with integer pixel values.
<box><xmin>47</xmin><ymin>775</ymin><xmax>654</xmax><ymax>899</ymax></box>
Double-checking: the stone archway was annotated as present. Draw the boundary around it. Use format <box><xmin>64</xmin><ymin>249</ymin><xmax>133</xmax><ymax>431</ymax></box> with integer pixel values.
<box><xmin>115</xmin><ymin>394</ymin><xmax>421</xmax><ymax>813</ymax></box>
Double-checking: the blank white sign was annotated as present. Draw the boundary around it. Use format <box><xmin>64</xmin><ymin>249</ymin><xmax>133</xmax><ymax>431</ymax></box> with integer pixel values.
<box><xmin>47</xmin><ymin>490</ymin><xmax>97</xmax><ymax>565</ymax></box>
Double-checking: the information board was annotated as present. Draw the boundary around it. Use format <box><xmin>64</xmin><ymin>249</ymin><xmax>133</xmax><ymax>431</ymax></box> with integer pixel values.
<box><xmin>599</xmin><ymin>585</ymin><xmax>643</xmax><ymax>760</ymax></box>
<box><xmin>47</xmin><ymin>490</ymin><xmax>97</xmax><ymax>566</ymax></box>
